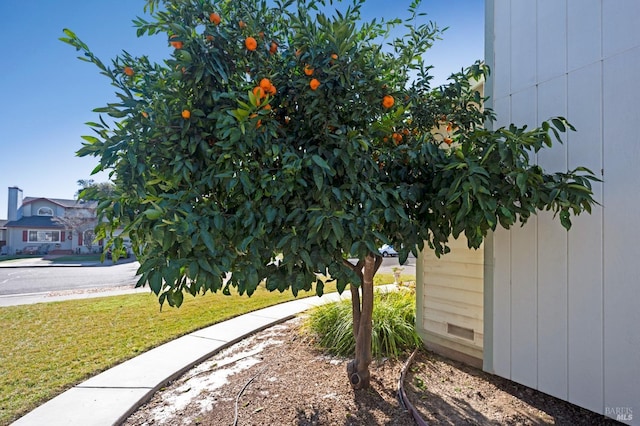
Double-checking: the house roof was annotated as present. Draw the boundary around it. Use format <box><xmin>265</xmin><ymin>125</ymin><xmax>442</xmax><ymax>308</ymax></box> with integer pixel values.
<box><xmin>22</xmin><ymin>197</ymin><xmax>98</xmax><ymax>209</ymax></box>
<box><xmin>4</xmin><ymin>216</ymin><xmax>65</xmax><ymax>229</ymax></box>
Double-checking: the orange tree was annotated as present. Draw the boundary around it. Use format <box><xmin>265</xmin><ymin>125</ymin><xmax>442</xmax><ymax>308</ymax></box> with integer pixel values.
<box><xmin>62</xmin><ymin>0</ymin><xmax>598</xmax><ymax>389</ymax></box>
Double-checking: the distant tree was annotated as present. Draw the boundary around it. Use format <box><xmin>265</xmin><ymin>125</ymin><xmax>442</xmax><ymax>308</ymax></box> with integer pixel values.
<box><xmin>47</xmin><ymin>179</ymin><xmax>110</xmax><ymax>251</ymax></box>
<box><xmin>63</xmin><ymin>0</ymin><xmax>598</xmax><ymax>389</ymax></box>
<box><xmin>76</xmin><ymin>179</ymin><xmax>116</xmax><ymax>200</ymax></box>
<box><xmin>52</xmin><ymin>205</ymin><xmax>97</xmax><ymax>250</ymax></box>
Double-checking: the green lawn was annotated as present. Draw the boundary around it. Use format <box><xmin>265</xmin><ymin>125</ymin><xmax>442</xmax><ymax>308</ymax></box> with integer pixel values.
<box><xmin>0</xmin><ymin>273</ymin><xmax>413</xmax><ymax>425</ymax></box>
<box><xmin>49</xmin><ymin>254</ymin><xmax>102</xmax><ymax>263</ymax></box>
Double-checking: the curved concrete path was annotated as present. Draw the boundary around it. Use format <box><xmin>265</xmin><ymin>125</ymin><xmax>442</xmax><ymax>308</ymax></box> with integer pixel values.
<box><xmin>11</xmin><ymin>290</ymin><xmax>366</xmax><ymax>426</ymax></box>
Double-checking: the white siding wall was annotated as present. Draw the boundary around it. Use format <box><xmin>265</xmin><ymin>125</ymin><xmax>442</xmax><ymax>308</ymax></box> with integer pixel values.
<box><xmin>486</xmin><ymin>0</ymin><xmax>640</xmax><ymax>422</ymax></box>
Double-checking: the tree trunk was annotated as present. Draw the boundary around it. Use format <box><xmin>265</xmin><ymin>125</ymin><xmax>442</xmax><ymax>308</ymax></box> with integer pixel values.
<box><xmin>346</xmin><ymin>253</ymin><xmax>381</xmax><ymax>390</ymax></box>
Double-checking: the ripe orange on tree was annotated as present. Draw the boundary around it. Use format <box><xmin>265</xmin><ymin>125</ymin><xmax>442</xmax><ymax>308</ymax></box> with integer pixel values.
<box><xmin>245</xmin><ymin>36</ymin><xmax>258</xmax><ymax>51</ymax></box>
<box><xmin>181</xmin><ymin>109</ymin><xmax>191</xmax><ymax>119</ymax></box>
<box><xmin>269</xmin><ymin>41</ymin><xmax>278</xmax><ymax>54</ymax></box>
<box><xmin>382</xmin><ymin>95</ymin><xmax>394</xmax><ymax>109</ymax></box>
<box><xmin>169</xmin><ymin>35</ymin><xmax>183</xmax><ymax>49</ymax></box>
<box><xmin>123</xmin><ymin>66</ymin><xmax>134</xmax><ymax>76</ymax></box>
<box><xmin>392</xmin><ymin>132</ymin><xmax>403</xmax><ymax>144</ymax></box>
<box><xmin>259</xmin><ymin>78</ymin><xmax>272</xmax><ymax>91</ymax></box>
<box><xmin>259</xmin><ymin>78</ymin><xmax>276</xmax><ymax>95</ymax></box>
<box><xmin>253</xmin><ymin>86</ymin><xmax>266</xmax><ymax>99</ymax></box>
<box><xmin>209</xmin><ymin>12</ymin><xmax>221</xmax><ymax>25</ymax></box>
<box><xmin>309</xmin><ymin>78</ymin><xmax>320</xmax><ymax>90</ymax></box>
<box><xmin>304</xmin><ymin>65</ymin><xmax>314</xmax><ymax>76</ymax></box>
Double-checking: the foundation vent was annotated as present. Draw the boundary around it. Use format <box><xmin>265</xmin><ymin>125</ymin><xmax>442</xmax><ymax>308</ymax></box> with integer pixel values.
<box><xmin>446</xmin><ymin>323</ymin><xmax>474</xmax><ymax>341</ymax></box>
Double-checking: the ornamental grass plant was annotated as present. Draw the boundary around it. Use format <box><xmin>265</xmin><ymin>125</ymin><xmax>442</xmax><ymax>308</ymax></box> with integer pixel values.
<box><xmin>304</xmin><ymin>287</ymin><xmax>421</xmax><ymax>359</ymax></box>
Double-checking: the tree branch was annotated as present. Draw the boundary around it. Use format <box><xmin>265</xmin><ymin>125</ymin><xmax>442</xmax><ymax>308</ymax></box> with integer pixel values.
<box><xmin>345</xmin><ymin>258</ymin><xmax>366</xmax><ymax>340</ymax></box>
<box><xmin>373</xmin><ymin>254</ymin><xmax>383</xmax><ymax>275</ymax></box>
<box><xmin>342</xmin><ymin>258</ymin><xmax>365</xmax><ymax>273</ymax></box>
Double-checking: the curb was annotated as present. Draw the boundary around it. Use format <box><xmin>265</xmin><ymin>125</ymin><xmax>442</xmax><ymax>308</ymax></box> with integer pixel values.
<box><xmin>0</xmin><ymin>263</ymin><xmax>92</xmax><ymax>268</ymax></box>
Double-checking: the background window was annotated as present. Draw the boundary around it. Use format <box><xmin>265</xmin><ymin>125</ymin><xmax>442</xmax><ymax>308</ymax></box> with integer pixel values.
<box><xmin>28</xmin><ymin>230</ymin><xmax>60</xmax><ymax>242</ymax></box>
<box><xmin>37</xmin><ymin>207</ymin><xmax>54</xmax><ymax>216</ymax></box>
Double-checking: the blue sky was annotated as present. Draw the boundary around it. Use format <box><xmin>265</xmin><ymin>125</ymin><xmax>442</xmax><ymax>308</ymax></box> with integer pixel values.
<box><xmin>0</xmin><ymin>0</ymin><xmax>483</xmax><ymax>219</ymax></box>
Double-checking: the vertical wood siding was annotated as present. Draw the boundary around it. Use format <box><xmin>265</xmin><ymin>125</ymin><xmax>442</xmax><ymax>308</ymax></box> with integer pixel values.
<box><xmin>486</xmin><ymin>0</ymin><xmax>640</xmax><ymax>421</ymax></box>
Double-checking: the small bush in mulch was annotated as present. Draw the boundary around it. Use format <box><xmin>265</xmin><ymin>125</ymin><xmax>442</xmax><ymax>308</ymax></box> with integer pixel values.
<box><xmin>303</xmin><ymin>288</ymin><xmax>421</xmax><ymax>358</ymax></box>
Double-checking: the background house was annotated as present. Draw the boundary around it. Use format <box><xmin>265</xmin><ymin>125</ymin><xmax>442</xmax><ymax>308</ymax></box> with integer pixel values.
<box><xmin>417</xmin><ymin>1</ymin><xmax>639</xmax><ymax>424</ymax></box>
<box><xmin>3</xmin><ymin>187</ymin><xmax>100</xmax><ymax>255</ymax></box>
<box><xmin>0</xmin><ymin>220</ymin><xmax>7</xmax><ymax>253</ymax></box>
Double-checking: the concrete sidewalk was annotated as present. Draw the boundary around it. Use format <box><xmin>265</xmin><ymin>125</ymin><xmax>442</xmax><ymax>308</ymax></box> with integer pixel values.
<box><xmin>10</xmin><ymin>290</ymin><xmax>363</xmax><ymax>426</ymax></box>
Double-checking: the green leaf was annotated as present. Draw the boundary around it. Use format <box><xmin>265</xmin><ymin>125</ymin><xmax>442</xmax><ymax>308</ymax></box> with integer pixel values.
<box><xmin>148</xmin><ymin>272</ymin><xmax>163</xmax><ymax>295</ymax></box>
<box><xmin>516</xmin><ymin>173</ymin><xmax>527</xmax><ymax>194</ymax></box>
<box><xmin>81</xmin><ymin>135</ymin><xmax>100</xmax><ymax>143</ymax></box>
<box><xmin>313</xmin><ymin>168</ymin><xmax>323</xmax><ymax>191</ymax></box>
<box><xmin>176</xmin><ymin>49</ymin><xmax>192</xmax><ymax>62</ymax></box>
<box><xmin>560</xmin><ymin>210</ymin><xmax>572</xmax><ymax>229</ymax></box>
<box><xmin>200</xmin><ymin>229</ymin><xmax>216</xmax><ymax>253</ymax></box>
<box><xmin>229</xmin><ymin>108</ymin><xmax>250</xmax><ymax>121</ymax></box>
<box><xmin>265</xmin><ymin>206</ymin><xmax>278</xmax><ymax>223</ymax></box>
<box><xmin>166</xmin><ymin>289</ymin><xmax>184</xmax><ymax>308</ymax></box>
<box><xmin>311</xmin><ymin>154</ymin><xmax>330</xmax><ymax>171</ymax></box>
<box><xmin>551</xmin><ymin>117</ymin><xmax>567</xmax><ymax>132</ymax></box>
<box><xmin>330</xmin><ymin>218</ymin><xmax>344</xmax><ymax>241</ymax></box>
<box><xmin>144</xmin><ymin>209</ymin><xmax>162</xmax><ymax>220</ymax></box>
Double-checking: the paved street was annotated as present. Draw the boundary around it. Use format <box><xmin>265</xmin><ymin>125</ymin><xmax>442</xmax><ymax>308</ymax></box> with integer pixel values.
<box><xmin>0</xmin><ymin>261</ymin><xmax>140</xmax><ymax>296</ymax></box>
<box><xmin>0</xmin><ymin>254</ymin><xmax>415</xmax><ymax>307</ymax></box>
<box><xmin>376</xmin><ymin>254</ymin><xmax>416</xmax><ymax>275</ymax></box>
<box><xmin>0</xmin><ymin>255</ymin><xmax>414</xmax><ymax>296</ymax></box>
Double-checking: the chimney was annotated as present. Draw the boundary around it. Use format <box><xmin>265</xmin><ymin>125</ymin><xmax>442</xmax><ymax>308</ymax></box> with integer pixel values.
<box><xmin>8</xmin><ymin>187</ymin><xmax>23</xmax><ymax>222</ymax></box>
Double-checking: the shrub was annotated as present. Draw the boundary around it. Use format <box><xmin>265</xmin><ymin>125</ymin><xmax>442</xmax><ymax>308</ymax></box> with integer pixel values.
<box><xmin>304</xmin><ymin>289</ymin><xmax>421</xmax><ymax>358</ymax></box>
